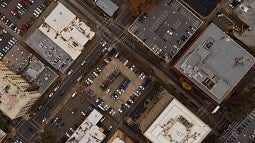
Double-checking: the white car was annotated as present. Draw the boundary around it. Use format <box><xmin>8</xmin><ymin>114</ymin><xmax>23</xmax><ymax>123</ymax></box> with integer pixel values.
<box><xmin>72</xmin><ymin>92</ymin><xmax>77</xmax><ymax>97</ymax></box>
<box><xmin>81</xmin><ymin>111</ymin><xmax>86</xmax><ymax>116</ymax></box>
<box><xmin>101</xmin><ymin>40</ymin><xmax>107</xmax><ymax>47</ymax></box>
<box><xmin>42</xmin><ymin>118</ymin><xmax>47</xmax><ymax>123</ymax></box>
<box><xmin>81</xmin><ymin>60</ymin><xmax>87</xmax><ymax>66</ymax></box>
<box><xmin>65</xmin><ymin>132</ymin><xmax>70</xmax><ymax>137</ymax></box>
<box><xmin>67</xmin><ymin>69</ymin><xmax>73</xmax><ymax>75</ymax></box>
<box><xmin>124</xmin><ymin>60</ymin><xmax>129</xmax><ymax>66</ymax></box>
<box><xmin>49</xmin><ymin>93</ymin><xmax>54</xmax><ymax>97</ymax></box>
<box><xmin>108</xmin><ymin>125</ymin><xmax>113</xmax><ymax>130</ymax></box>
<box><xmin>54</xmin><ymin>85</ymin><xmax>59</xmax><ymax>92</ymax></box>
<box><xmin>77</xmin><ymin>76</ymin><xmax>83</xmax><ymax>81</ymax></box>
<box><xmin>70</xmin><ymin>128</ymin><xmax>74</xmax><ymax>132</ymax></box>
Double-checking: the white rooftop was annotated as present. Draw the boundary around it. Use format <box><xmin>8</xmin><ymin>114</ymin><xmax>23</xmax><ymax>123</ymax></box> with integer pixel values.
<box><xmin>66</xmin><ymin>109</ymin><xmax>106</xmax><ymax>143</ymax></box>
<box><xmin>144</xmin><ymin>98</ymin><xmax>211</xmax><ymax>143</ymax></box>
<box><xmin>45</xmin><ymin>3</ymin><xmax>76</xmax><ymax>33</ymax></box>
<box><xmin>40</xmin><ymin>3</ymin><xmax>95</xmax><ymax>60</ymax></box>
<box><xmin>175</xmin><ymin>23</ymin><xmax>255</xmax><ymax>103</ymax></box>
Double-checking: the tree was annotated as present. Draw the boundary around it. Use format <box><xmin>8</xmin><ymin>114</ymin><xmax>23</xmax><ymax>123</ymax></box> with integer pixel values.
<box><xmin>128</xmin><ymin>0</ymin><xmax>161</xmax><ymax>17</ymax></box>
<box><xmin>249</xmin><ymin>86</ymin><xmax>255</xmax><ymax>93</ymax></box>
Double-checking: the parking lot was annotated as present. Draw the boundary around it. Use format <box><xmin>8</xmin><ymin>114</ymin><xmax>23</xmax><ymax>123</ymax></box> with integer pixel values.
<box><xmin>0</xmin><ymin>26</ymin><xmax>17</xmax><ymax>59</ymax></box>
<box><xmin>0</xmin><ymin>0</ymin><xmax>51</xmax><ymax>35</ymax></box>
<box><xmin>128</xmin><ymin>0</ymin><xmax>202</xmax><ymax>62</ymax></box>
<box><xmin>80</xmin><ymin>49</ymin><xmax>153</xmax><ymax>116</ymax></box>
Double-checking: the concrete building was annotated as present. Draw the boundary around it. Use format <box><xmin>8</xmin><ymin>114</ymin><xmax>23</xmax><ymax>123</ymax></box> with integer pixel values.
<box><xmin>39</xmin><ymin>3</ymin><xmax>95</xmax><ymax>60</ymax></box>
<box><xmin>0</xmin><ymin>129</ymin><xmax>6</xmax><ymax>143</ymax></box>
<box><xmin>144</xmin><ymin>98</ymin><xmax>211</xmax><ymax>143</ymax></box>
<box><xmin>174</xmin><ymin>23</ymin><xmax>255</xmax><ymax>104</ymax></box>
<box><xmin>26</xmin><ymin>2</ymin><xmax>95</xmax><ymax>73</ymax></box>
<box><xmin>95</xmin><ymin>0</ymin><xmax>119</xmax><ymax>17</ymax></box>
<box><xmin>233</xmin><ymin>0</ymin><xmax>255</xmax><ymax>48</ymax></box>
<box><xmin>0</xmin><ymin>62</ymin><xmax>41</xmax><ymax>119</ymax></box>
<box><xmin>107</xmin><ymin>129</ymin><xmax>135</xmax><ymax>143</ymax></box>
<box><xmin>66</xmin><ymin>109</ymin><xmax>106</xmax><ymax>143</ymax></box>
<box><xmin>128</xmin><ymin>0</ymin><xmax>202</xmax><ymax>63</ymax></box>
<box><xmin>26</xmin><ymin>29</ymin><xmax>73</xmax><ymax>73</ymax></box>
<box><xmin>2</xmin><ymin>44</ymin><xmax>58</xmax><ymax>94</ymax></box>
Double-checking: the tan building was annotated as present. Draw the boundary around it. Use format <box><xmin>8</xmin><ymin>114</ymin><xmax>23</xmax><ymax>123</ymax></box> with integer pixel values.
<box><xmin>107</xmin><ymin>129</ymin><xmax>135</xmax><ymax>143</ymax></box>
<box><xmin>0</xmin><ymin>62</ymin><xmax>41</xmax><ymax>119</ymax></box>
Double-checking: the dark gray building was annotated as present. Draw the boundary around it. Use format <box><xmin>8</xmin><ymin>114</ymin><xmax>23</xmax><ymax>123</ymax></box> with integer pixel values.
<box><xmin>175</xmin><ymin>23</ymin><xmax>255</xmax><ymax>104</ymax></box>
<box><xmin>95</xmin><ymin>0</ymin><xmax>119</xmax><ymax>17</ymax></box>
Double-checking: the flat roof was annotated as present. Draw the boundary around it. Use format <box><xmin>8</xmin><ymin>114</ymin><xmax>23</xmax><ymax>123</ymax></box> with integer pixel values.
<box><xmin>175</xmin><ymin>23</ymin><xmax>255</xmax><ymax>103</ymax></box>
<box><xmin>128</xmin><ymin>0</ymin><xmax>202</xmax><ymax>62</ymax></box>
<box><xmin>25</xmin><ymin>29</ymin><xmax>74</xmax><ymax>73</ymax></box>
<box><xmin>96</xmin><ymin>0</ymin><xmax>119</xmax><ymax>17</ymax></box>
<box><xmin>45</xmin><ymin>3</ymin><xmax>75</xmax><ymax>33</ymax></box>
<box><xmin>234</xmin><ymin>0</ymin><xmax>255</xmax><ymax>27</ymax></box>
<box><xmin>233</xmin><ymin>0</ymin><xmax>255</xmax><ymax>47</ymax></box>
<box><xmin>183</xmin><ymin>0</ymin><xmax>221</xmax><ymax>17</ymax></box>
<box><xmin>87</xmin><ymin>109</ymin><xmax>103</xmax><ymax>125</ymax></box>
<box><xmin>144</xmin><ymin>98</ymin><xmax>211</xmax><ymax>143</ymax></box>
<box><xmin>40</xmin><ymin>3</ymin><xmax>95</xmax><ymax>60</ymax></box>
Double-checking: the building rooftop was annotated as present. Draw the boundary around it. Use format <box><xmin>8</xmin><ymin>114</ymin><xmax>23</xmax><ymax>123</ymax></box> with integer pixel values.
<box><xmin>183</xmin><ymin>0</ymin><xmax>221</xmax><ymax>17</ymax></box>
<box><xmin>95</xmin><ymin>0</ymin><xmax>119</xmax><ymax>17</ymax></box>
<box><xmin>45</xmin><ymin>3</ymin><xmax>76</xmax><ymax>33</ymax></box>
<box><xmin>128</xmin><ymin>0</ymin><xmax>202</xmax><ymax>62</ymax></box>
<box><xmin>225</xmin><ymin>108</ymin><xmax>255</xmax><ymax>143</ymax></box>
<box><xmin>2</xmin><ymin>44</ymin><xmax>58</xmax><ymax>94</ymax></box>
<box><xmin>0</xmin><ymin>129</ymin><xmax>6</xmax><ymax>142</ymax></box>
<box><xmin>107</xmin><ymin>129</ymin><xmax>135</xmax><ymax>143</ymax></box>
<box><xmin>233</xmin><ymin>0</ymin><xmax>255</xmax><ymax>47</ymax></box>
<box><xmin>175</xmin><ymin>23</ymin><xmax>255</xmax><ymax>103</ymax></box>
<box><xmin>0</xmin><ymin>62</ymin><xmax>41</xmax><ymax>119</ymax></box>
<box><xmin>26</xmin><ymin>29</ymin><xmax>74</xmax><ymax>73</ymax></box>
<box><xmin>144</xmin><ymin>98</ymin><xmax>211</xmax><ymax>143</ymax></box>
<box><xmin>39</xmin><ymin>3</ymin><xmax>95</xmax><ymax>60</ymax></box>
<box><xmin>66</xmin><ymin>109</ymin><xmax>106</xmax><ymax>143</ymax></box>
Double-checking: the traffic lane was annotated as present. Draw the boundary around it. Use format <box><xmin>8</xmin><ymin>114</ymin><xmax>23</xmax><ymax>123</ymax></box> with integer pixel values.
<box><xmin>116</xmin><ymin>4</ymin><xmax>134</xmax><ymax>26</ymax></box>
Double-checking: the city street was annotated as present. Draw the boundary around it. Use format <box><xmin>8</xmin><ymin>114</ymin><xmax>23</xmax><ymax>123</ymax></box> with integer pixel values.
<box><xmin>4</xmin><ymin>0</ymin><xmax>255</xmax><ymax>143</ymax></box>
